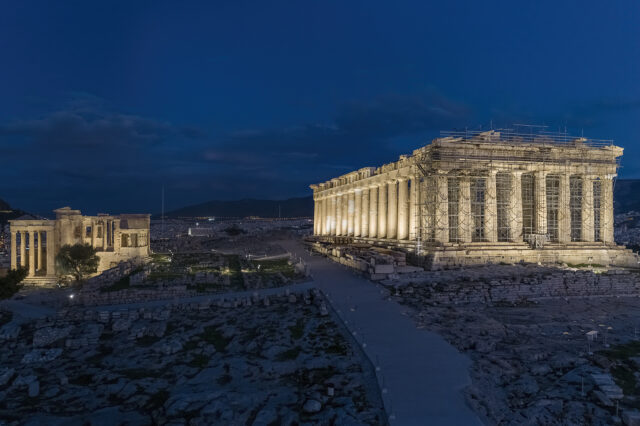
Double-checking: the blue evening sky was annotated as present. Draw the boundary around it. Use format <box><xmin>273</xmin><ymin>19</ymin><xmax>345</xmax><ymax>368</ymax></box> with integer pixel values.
<box><xmin>1</xmin><ymin>0</ymin><xmax>638</xmax><ymax>214</ymax></box>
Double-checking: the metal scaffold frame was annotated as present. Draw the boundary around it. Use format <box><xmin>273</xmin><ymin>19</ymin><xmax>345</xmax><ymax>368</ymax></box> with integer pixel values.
<box><xmin>411</xmin><ymin>126</ymin><xmax>619</xmax><ymax>250</ymax></box>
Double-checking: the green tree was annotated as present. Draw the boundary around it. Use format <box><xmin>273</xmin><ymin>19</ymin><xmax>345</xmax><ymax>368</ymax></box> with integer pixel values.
<box><xmin>0</xmin><ymin>267</ymin><xmax>27</xmax><ymax>299</ymax></box>
<box><xmin>55</xmin><ymin>244</ymin><xmax>100</xmax><ymax>282</ymax></box>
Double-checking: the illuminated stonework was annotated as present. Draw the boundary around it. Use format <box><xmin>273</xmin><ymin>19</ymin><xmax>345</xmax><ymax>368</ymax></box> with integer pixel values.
<box><xmin>311</xmin><ymin>130</ymin><xmax>639</xmax><ymax>268</ymax></box>
<box><xmin>9</xmin><ymin>206</ymin><xmax>150</xmax><ymax>282</ymax></box>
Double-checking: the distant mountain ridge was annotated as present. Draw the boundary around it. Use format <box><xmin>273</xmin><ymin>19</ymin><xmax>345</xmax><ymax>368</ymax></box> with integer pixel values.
<box><xmin>164</xmin><ymin>196</ymin><xmax>313</xmax><ymax>218</ymax></box>
<box><xmin>164</xmin><ymin>179</ymin><xmax>640</xmax><ymax>219</ymax></box>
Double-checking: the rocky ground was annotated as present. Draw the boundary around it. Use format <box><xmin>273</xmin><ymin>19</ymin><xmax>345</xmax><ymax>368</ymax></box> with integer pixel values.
<box><xmin>0</xmin><ymin>292</ymin><xmax>384</xmax><ymax>425</ymax></box>
<box><xmin>390</xmin><ymin>279</ymin><xmax>640</xmax><ymax>425</ymax></box>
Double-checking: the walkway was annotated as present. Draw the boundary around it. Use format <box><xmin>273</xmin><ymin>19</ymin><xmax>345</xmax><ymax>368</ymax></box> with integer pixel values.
<box><xmin>281</xmin><ymin>240</ymin><xmax>481</xmax><ymax>426</ymax></box>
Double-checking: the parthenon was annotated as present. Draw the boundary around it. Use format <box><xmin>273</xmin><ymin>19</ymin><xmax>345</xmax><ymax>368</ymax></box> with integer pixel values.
<box><xmin>311</xmin><ymin>129</ymin><xmax>639</xmax><ymax>268</ymax></box>
<box><xmin>9</xmin><ymin>206</ymin><xmax>151</xmax><ymax>283</ymax></box>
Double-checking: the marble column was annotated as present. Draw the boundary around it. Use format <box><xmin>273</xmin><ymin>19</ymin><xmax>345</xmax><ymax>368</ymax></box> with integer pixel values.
<box><xmin>91</xmin><ymin>220</ymin><xmax>97</xmax><ymax>247</ymax></box>
<box><xmin>354</xmin><ymin>189</ymin><xmax>362</xmax><ymax>237</ymax></box>
<box><xmin>459</xmin><ymin>177</ymin><xmax>472</xmax><ymax>243</ymax></box>
<box><xmin>378</xmin><ymin>183</ymin><xmax>387</xmax><ymax>238</ymax></box>
<box><xmin>28</xmin><ymin>231</ymin><xmax>35</xmax><ymax>277</ymax></box>
<box><xmin>581</xmin><ymin>176</ymin><xmax>594</xmax><ymax>242</ymax></box>
<box><xmin>322</xmin><ymin>198</ymin><xmax>329</xmax><ymax>235</ymax></box>
<box><xmin>369</xmin><ymin>186</ymin><xmax>378</xmax><ymax>238</ymax></box>
<box><xmin>361</xmin><ymin>188</ymin><xmax>370</xmax><ymax>237</ymax></box>
<box><xmin>38</xmin><ymin>231</ymin><xmax>45</xmax><ymax>271</ymax></box>
<box><xmin>330</xmin><ymin>196</ymin><xmax>337</xmax><ymax>235</ymax></box>
<box><xmin>336</xmin><ymin>194</ymin><xmax>343</xmax><ymax>236</ymax></box>
<box><xmin>313</xmin><ymin>198</ymin><xmax>319</xmax><ymax>235</ymax></box>
<box><xmin>387</xmin><ymin>180</ymin><xmax>398</xmax><ymax>239</ymax></box>
<box><xmin>602</xmin><ymin>176</ymin><xmax>615</xmax><ymax>244</ymax></box>
<box><xmin>20</xmin><ymin>231</ymin><xmax>26</xmax><ymax>267</ymax></box>
<box><xmin>317</xmin><ymin>199</ymin><xmax>323</xmax><ymax>235</ymax></box>
<box><xmin>10</xmin><ymin>231</ymin><xmax>16</xmax><ymax>270</ymax></box>
<box><xmin>485</xmin><ymin>172</ymin><xmax>498</xmax><ymax>243</ymax></box>
<box><xmin>341</xmin><ymin>193</ymin><xmax>349</xmax><ymax>235</ymax></box>
<box><xmin>325</xmin><ymin>197</ymin><xmax>333</xmax><ymax>236</ymax></box>
<box><xmin>347</xmin><ymin>191</ymin><xmax>355</xmax><ymax>236</ymax></box>
<box><xmin>46</xmin><ymin>230</ymin><xmax>55</xmax><ymax>276</ymax></box>
<box><xmin>509</xmin><ymin>172</ymin><xmax>523</xmax><ymax>242</ymax></box>
<box><xmin>409</xmin><ymin>176</ymin><xmax>418</xmax><ymax>240</ymax></box>
<box><xmin>558</xmin><ymin>174</ymin><xmax>571</xmax><ymax>243</ymax></box>
<box><xmin>397</xmin><ymin>178</ymin><xmax>410</xmax><ymax>240</ymax></box>
<box><xmin>434</xmin><ymin>174</ymin><xmax>449</xmax><ymax>243</ymax></box>
<box><xmin>313</xmin><ymin>201</ymin><xmax>317</xmax><ymax>234</ymax></box>
<box><xmin>534</xmin><ymin>171</ymin><xmax>547</xmax><ymax>235</ymax></box>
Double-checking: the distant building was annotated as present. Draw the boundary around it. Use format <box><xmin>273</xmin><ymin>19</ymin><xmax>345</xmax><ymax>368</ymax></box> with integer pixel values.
<box><xmin>9</xmin><ymin>206</ymin><xmax>150</xmax><ymax>283</ymax></box>
<box><xmin>188</xmin><ymin>227</ymin><xmax>214</xmax><ymax>237</ymax></box>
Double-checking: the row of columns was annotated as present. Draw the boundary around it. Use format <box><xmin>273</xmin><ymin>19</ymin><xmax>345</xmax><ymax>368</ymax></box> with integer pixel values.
<box><xmin>9</xmin><ymin>230</ymin><xmax>55</xmax><ymax>277</ymax></box>
<box><xmin>314</xmin><ymin>171</ymin><xmax>615</xmax><ymax>245</ymax></box>
<box><xmin>314</xmin><ymin>177</ymin><xmax>417</xmax><ymax>240</ymax></box>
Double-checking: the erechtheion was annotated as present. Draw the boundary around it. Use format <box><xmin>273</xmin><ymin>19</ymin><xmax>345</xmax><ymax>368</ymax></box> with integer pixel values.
<box><xmin>9</xmin><ymin>207</ymin><xmax>150</xmax><ymax>283</ymax></box>
<box><xmin>311</xmin><ymin>129</ymin><xmax>639</xmax><ymax>268</ymax></box>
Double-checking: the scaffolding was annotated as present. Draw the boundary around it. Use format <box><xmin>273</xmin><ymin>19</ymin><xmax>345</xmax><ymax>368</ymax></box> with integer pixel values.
<box><xmin>411</xmin><ymin>127</ymin><xmax>619</xmax><ymax>250</ymax></box>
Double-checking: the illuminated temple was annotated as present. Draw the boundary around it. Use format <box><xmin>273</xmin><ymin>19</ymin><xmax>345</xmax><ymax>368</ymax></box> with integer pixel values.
<box><xmin>310</xmin><ymin>130</ymin><xmax>639</xmax><ymax>268</ymax></box>
<box><xmin>9</xmin><ymin>207</ymin><xmax>150</xmax><ymax>283</ymax></box>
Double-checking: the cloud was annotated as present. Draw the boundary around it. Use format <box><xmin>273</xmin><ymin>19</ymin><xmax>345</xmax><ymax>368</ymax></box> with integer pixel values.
<box><xmin>0</xmin><ymin>91</ymin><xmax>471</xmax><ymax>213</ymax></box>
<box><xmin>205</xmin><ymin>92</ymin><xmax>471</xmax><ymax>171</ymax></box>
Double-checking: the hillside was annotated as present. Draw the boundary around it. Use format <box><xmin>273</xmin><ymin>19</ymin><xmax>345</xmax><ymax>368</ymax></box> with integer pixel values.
<box><xmin>165</xmin><ymin>196</ymin><xmax>313</xmax><ymax>218</ymax></box>
<box><xmin>0</xmin><ymin>198</ymin><xmax>29</xmax><ymax>225</ymax></box>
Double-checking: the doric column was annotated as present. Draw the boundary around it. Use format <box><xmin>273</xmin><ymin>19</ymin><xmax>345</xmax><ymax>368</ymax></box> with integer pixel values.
<box><xmin>361</xmin><ymin>188</ymin><xmax>370</xmax><ymax>237</ymax></box>
<box><xmin>46</xmin><ymin>230</ymin><xmax>55</xmax><ymax>276</ymax></box>
<box><xmin>459</xmin><ymin>176</ymin><xmax>472</xmax><ymax>243</ymax></box>
<box><xmin>581</xmin><ymin>176</ymin><xmax>594</xmax><ymax>242</ymax></box>
<box><xmin>509</xmin><ymin>172</ymin><xmax>523</xmax><ymax>242</ymax></box>
<box><xmin>323</xmin><ymin>198</ymin><xmax>330</xmax><ymax>235</ymax></box>
<box><xmin>434</xmin><ymin>174</ymin><xmax>449</xmax><ymax>243</ymax></box>
<box><xmin>335</xmin><ymin>194</ymin><xmax>343</xmax><ymax>236</ymax></box>
<box><xmin>347</xmin><ymin>191</ymin><xmax>355</xmax><ymax>236</ymax></box>
<box><xmin>325</xmin><ymin>197</ymin><xmax>333</xmax><ymax>236</ymax></box>
<box><xmin>378</xmin><ymin>183</ymin><xmax>387</xmax><ymax>238</ymax></box>
<box><xmin>558</xmin><ymin>174</ymin><xmax>571</xmax><ymax>243</ymax></box>
<box><xmin>313</xmin><ymin>199</ymin><xmax>319</xmax><ymax>235</ymax></box>
<box><xmin>342</xmin><ymin>193</ymin><xmax>349</xmax><ymax>235</ymax></box>
<box><xmin>369</xmin><ymin>186</ymin><xmax>378</xmax><ymax>238</ymax></box>
<box><xmin>601</xmin><ymin>176</ymin><xmax>615</xmax><ymax>244</ymax></box>
<box><xmin>20</xmin><ymin>231</ymin><xmax>26</xmax><ymax>267</ymax></box>
<box><xmin>397</xmin><ymin>178</ymin><xmax>410</xmax><ymax>240</ymax></box>
<box><xmin>317</xmin><ymin>198</ymin><xmax>323</xmax><ymax>235</ymax></box>
<box><xmin>330</xmin><ymin>196</ymin><xmax>337</xmax><ymax>235</ymax></box>
<box><xmin>485</xmin><ymin>171</ymin><xmax>498</xmax><ymax>243</ymax></box>
<box><xmin>534</xmin><ymin>171</ymin><xmax>548</xmax><ymax>235</ymax></box>
<box><xmin>38</xmin><ymin>231</ymin><xmax>45</xmax><ymax>271</ymax></box>
<box><xmin>34</xmin><ymin>232</ymin><xmax>39</xmax><ymax>271</ymax></box>
<box><xmin>354</xmin><ymin>189</ymin><xmax>362</xmax><ymax>237</ymax></box>
<box><xmin>316</xmin><ymin>198</ymin><xmax>323</xmax><ymax>235</ymax></box>
<box><xmin>409</xmin><ymin>176</ymin><xmax>418</xmax><ymax>240</ymax></box>
<box><xmin>28</xmin><ymin>231</ymin><xmax>35</xmax><ymax>277</ymax></box>
<box><xmin>10</xmin><ymin>231</ymin><xmax>17</xmax><ymax>270</ymax></box>
<box><xmin>387</xmin><ymin>180</ymin><xmax>398</xmax><ymax>239</ymax></box>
